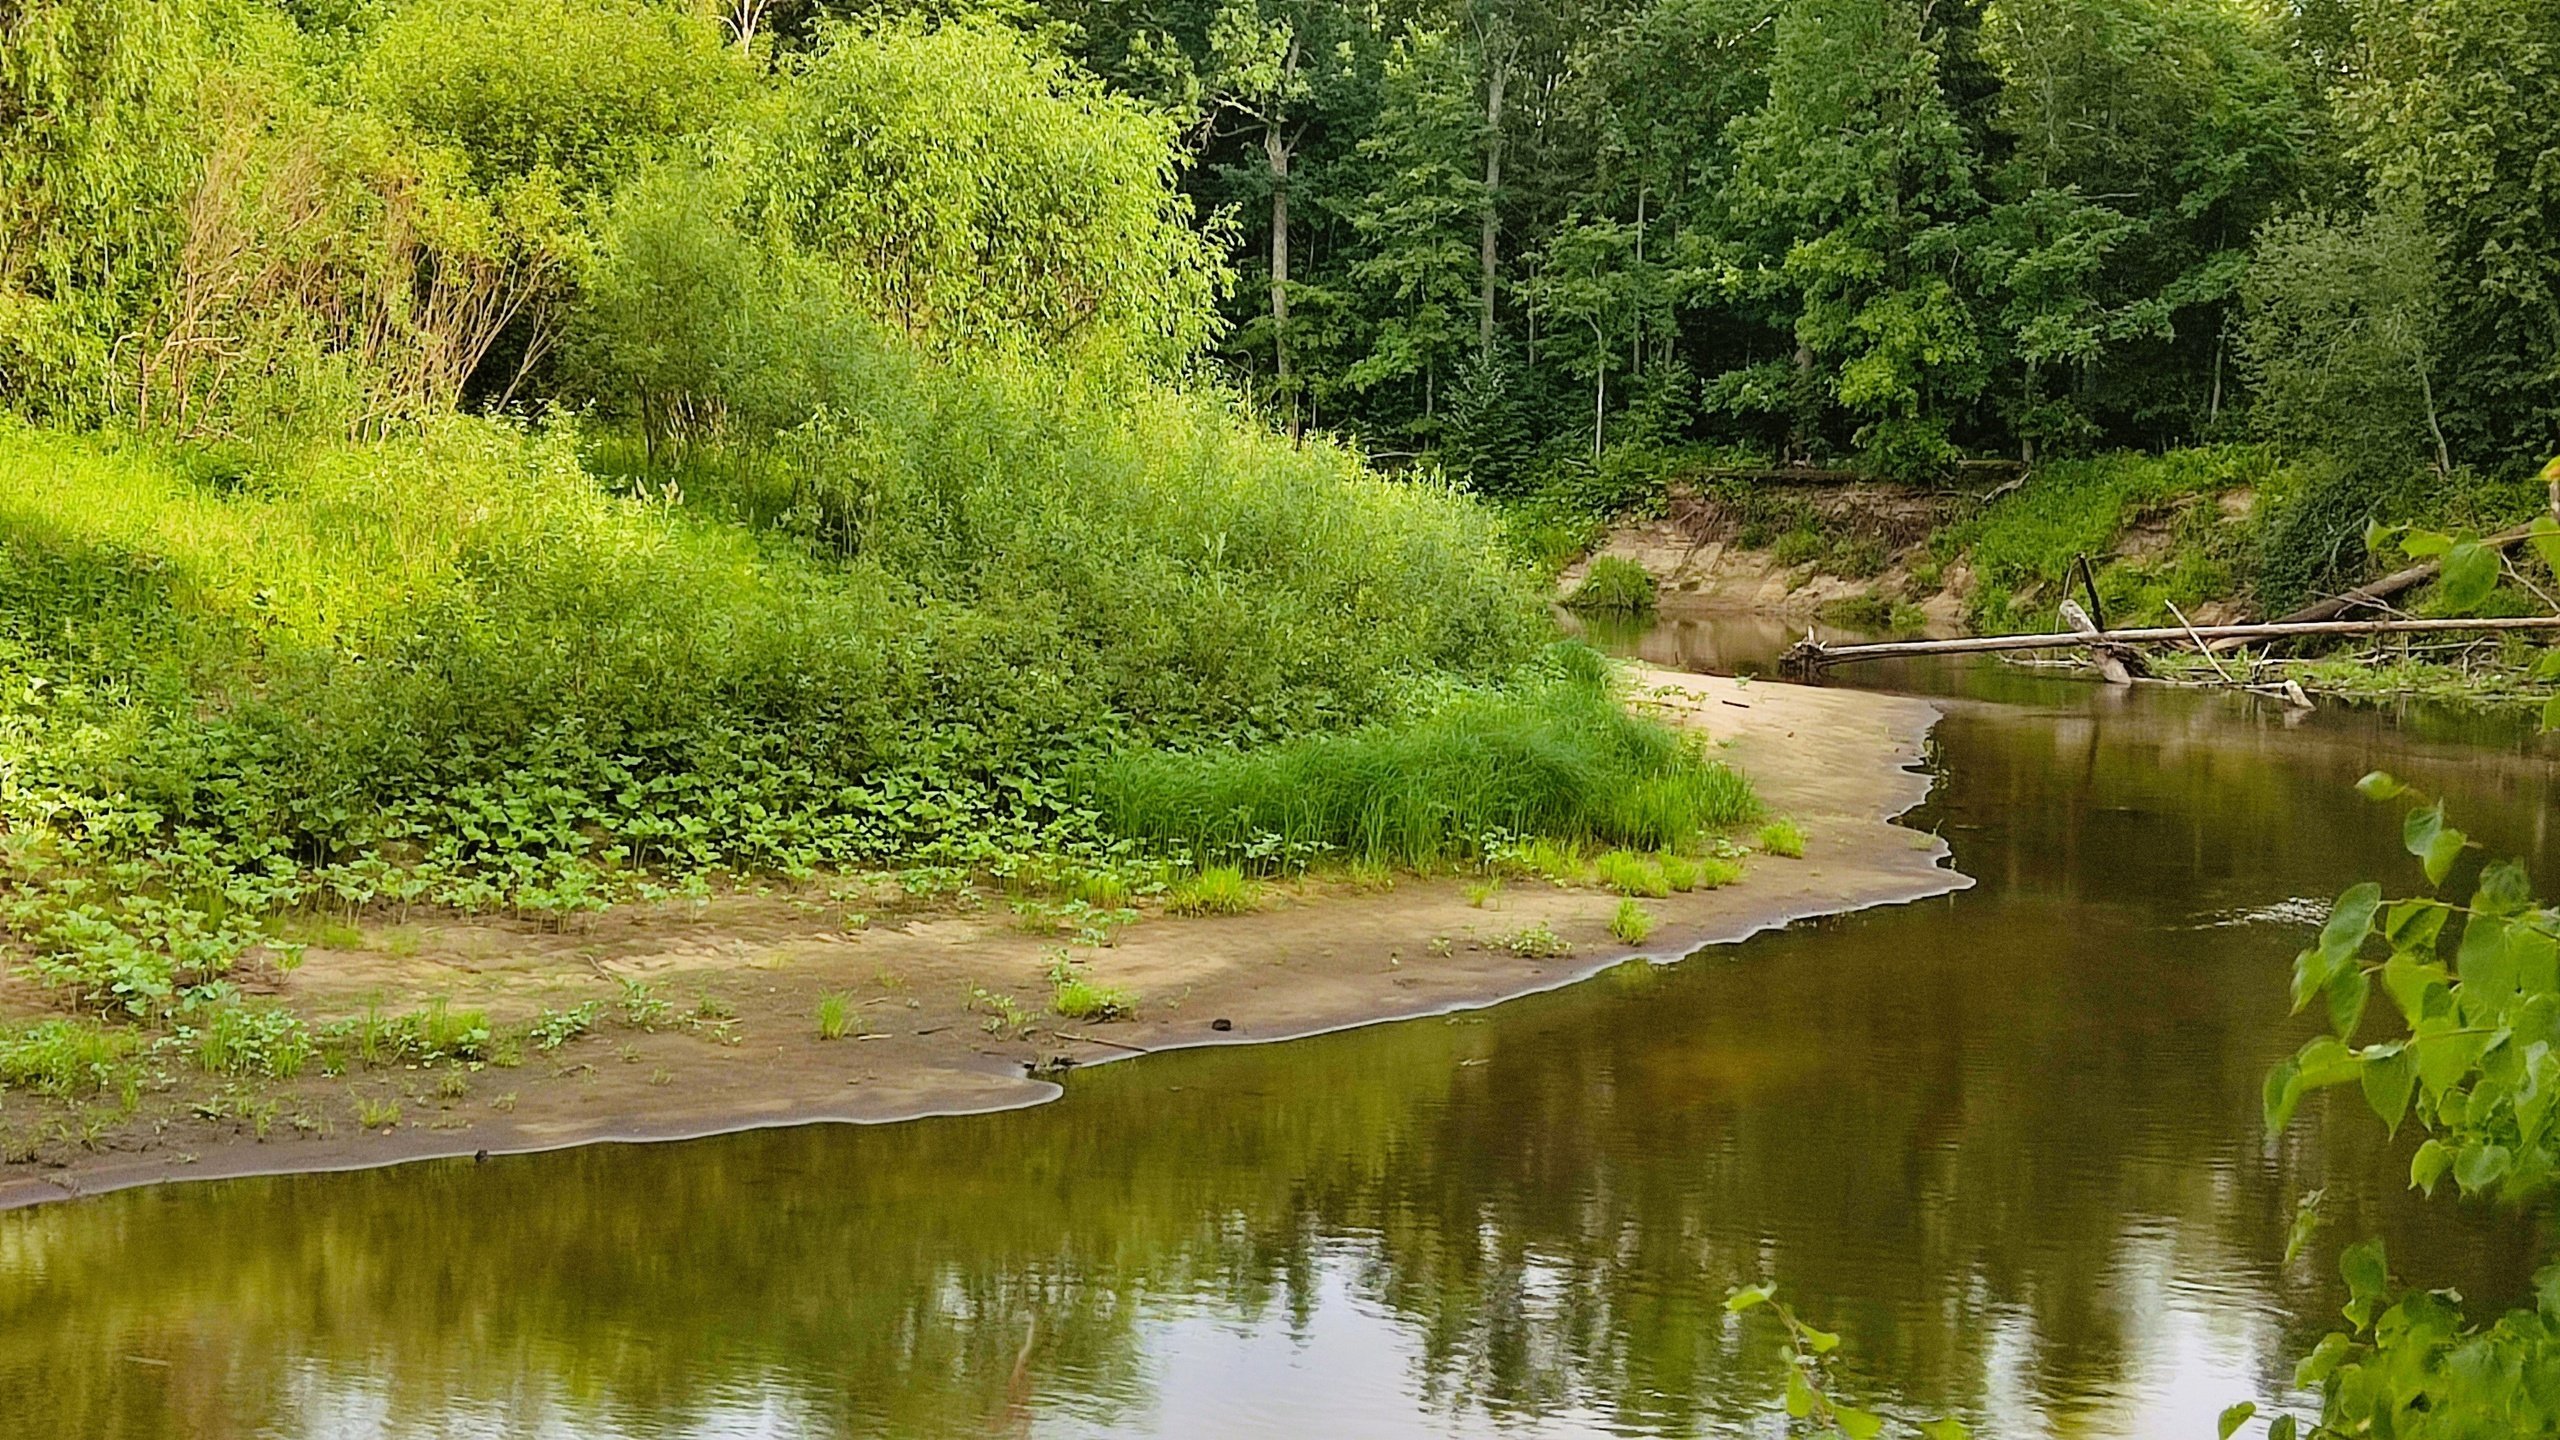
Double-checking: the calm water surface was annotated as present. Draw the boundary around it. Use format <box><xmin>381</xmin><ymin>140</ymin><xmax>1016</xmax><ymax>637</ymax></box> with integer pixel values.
<box><xmin>4</xmin><ymin>625</ymin><xmax>2555</xmax><ymax>1439</ymax></box>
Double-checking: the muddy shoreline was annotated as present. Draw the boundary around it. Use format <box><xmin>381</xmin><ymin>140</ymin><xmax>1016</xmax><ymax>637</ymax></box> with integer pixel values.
<box><xmin>0</xmin><ymin>667</ymin><xmax>1965</xmax><ymax>1209</ymax></box>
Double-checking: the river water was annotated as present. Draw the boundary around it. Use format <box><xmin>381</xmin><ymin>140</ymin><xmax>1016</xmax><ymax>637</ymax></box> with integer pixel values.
<box><xmin>3</xmin><ymin>620</ymin><xmax>2553</xmax><ymax>1439</ymax></box>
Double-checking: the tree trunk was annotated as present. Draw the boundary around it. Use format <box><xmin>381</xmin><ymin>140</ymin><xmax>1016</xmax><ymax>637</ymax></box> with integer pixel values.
<box><xmin>1479</xmin><ymin>50</ymin><xmax>1506</xmax><ymax>361</ymax></box>
<box><xmin>1268</xmin><ymin>35</ymin><xmax>1301</xmax><ymax>441</ymax></box>
<box><xmin>1268</xmin><ymin>129</ymin><xmax>1292</xmax><ymax>437</ymax></box>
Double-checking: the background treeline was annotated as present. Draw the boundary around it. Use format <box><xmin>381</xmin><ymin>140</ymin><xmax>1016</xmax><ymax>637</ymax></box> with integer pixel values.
<box><xmin>1025</xmin><ymin>0</ymin><xmax>2555</xmax><ymax>498</ymax></box>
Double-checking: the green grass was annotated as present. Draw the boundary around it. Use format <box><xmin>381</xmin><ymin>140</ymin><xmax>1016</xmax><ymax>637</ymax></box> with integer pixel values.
<box><xmin>0</xmin><ymin>1019</ymin><xmax>143</xmax><ymax>1099</ymax></box>
<box><xmin>1756</xmin><ymin>821</ymin><xmax>1806</xmax><ymax>859</ymax></box>
<box><xmin>1165</xmin><ymin>866</ymin><xmax>1257</xmax><ymax>916</ymax></box>
<box><xmin>1563</xmin><ymin>556</ymin><xmax>1658</xmax><ymax>613</ymax></box>
<box><xmin>1081</xmin><ymin>652</ymin><xmax>1757</xmax><ymax>873</ymax></box>
<box><xmin>1594</xmin><ymin>850</ymin><xmax>1672</xmax><ymax>898</ymax></box>
<box><xmin>816</xmin><ymin>992</ymin><xmax>857</xmax><ymax>1040</ymax></box>
<box><xmin>1609</xmin><ymin>899</ymin><xmax>1654</xmax><ymax>945</ymax></box>
<box><xmin>1049</xmin><ymin>967</ymin><xmax>1136</xmax><ymax>1021</ymax></box>
<box><xmin>1939</xmin><ymin>447</ymin><xmax>2270</xmax><ymax>627</ymax></box>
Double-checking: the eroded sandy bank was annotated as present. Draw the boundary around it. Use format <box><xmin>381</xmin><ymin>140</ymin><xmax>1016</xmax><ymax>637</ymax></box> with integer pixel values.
<box><xmin>0</xmin><ymin>667</ymin><xmax>1966</xmax><ymax>1209</ymax></box>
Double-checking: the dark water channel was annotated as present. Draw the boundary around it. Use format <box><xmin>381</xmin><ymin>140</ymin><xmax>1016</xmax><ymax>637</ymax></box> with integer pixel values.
<box><xmin>4</xmin><ymin>620</ymin><xmax>2556</xmax><ymax>1439</ymax></box>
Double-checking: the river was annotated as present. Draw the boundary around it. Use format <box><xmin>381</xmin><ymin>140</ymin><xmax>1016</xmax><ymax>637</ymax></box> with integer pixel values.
<box><xmin>2</xmin><ymin>617</ymin><xmax>2550</xmax><ymax>1439</ymax></box>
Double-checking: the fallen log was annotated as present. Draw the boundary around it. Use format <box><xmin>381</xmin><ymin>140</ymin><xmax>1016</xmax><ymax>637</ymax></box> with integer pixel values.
<box><xmin>2206</xmin><ymin>523</ymin><xmax>2542</xmax><ymax>651</ymax></box>
<box><xmin>1784</xmin><ymin>614</ymin><xmax>2560</xmax><ymax>672</ymax></box>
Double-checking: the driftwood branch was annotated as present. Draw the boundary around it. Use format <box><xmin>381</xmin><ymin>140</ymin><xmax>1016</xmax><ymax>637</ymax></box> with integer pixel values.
<box><xmin>1786</xmin><ymin>614</ymin><xmax>2560</xmax><ymax>672</ymax></box>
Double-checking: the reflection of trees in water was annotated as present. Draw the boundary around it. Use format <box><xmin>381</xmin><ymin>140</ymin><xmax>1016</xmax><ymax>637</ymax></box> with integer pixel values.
<box><xmin>2</xmin><ymin>710</ymin><xmax>2552</xmax><ymax>1438</ymax></box>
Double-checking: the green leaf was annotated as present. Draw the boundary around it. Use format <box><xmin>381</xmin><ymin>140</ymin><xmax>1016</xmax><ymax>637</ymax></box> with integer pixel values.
<box><xmin>2412</xmin><ymin>1138</ymin><xmax>2453</xmax><ymax>1194</ymax></box>
<box><xmin>1783</xmin><ymin>1365</ymin><xmax>1814</xmax><ymax>1419</ymax></box>
<box><xmin>2360</xmin><ymin>1044</ymin><xmax>2416</xmax><ymax>1134</ymax></box>
<box><xmin>2401</xmin><ymin>528</ymin><xmax>2454</xmax><ymax>560</ymax></box>
<box><xmin>2326</xmin><ymin>966</ymin><xmax>2370</xmax><ymax>1038</ymax></box>
<box><xmin>2533</xmin><ymin>645</ymin><xmax>2560</xmax><ymax>681</ymax></box>
<box><xmin>2383</xmin><ymin>898</ymin><xmax>2450</xmax><ymax>949</ymax></box>
<box><xmin>2453</xmin><ymin>1141</ymin><xmax>2513</xmax><ymax>1193</ymax></box>
<box><xmin>2295</xmin><ymin>1332</ymin><xmax>2353</xmax><ymax>1386</ymax></box>
<box><xmin>2457</xmin><ymin>914</ymin><xmax>2523</xmax><ymax>1007</ymax></box>
<box><xmin>2322</xmin><ymin>883</ymin><xmax>2383</xmax><ymax>955</ymax></box>
<box><xmin>2381</xmin><ymin>954</ymin><xmax>2445</xmax><ymax>1026</ymax></box>
<box><xmin>2217</xmin><ymin>1402</ymin><xmax>2256</xmax><ymax>1440</ymax></box>
<box><xmin>1800</xmin><ymin>1324</ymin><xmax>1840</xmax><ymax>1354</ymax></box>
<box><xmin>1834</xmin><ymin>1406</ymin><xmax>1884</xmax><ymax>1440</ymax></box>
<box><xmin>2423</xmin><ymin>827</ymin><xmax>2468</xmax><ymax>887</ymax></box>
<box><xmin>2268</xmin><ymin>1415</ymin><xmax>2297</xmax><ymax>1440</ymax></box>
<box><xmin>2297</xmin><ymin>1035</ymin><xmax>2360</xmax><ymax>1088</ymax></box>
<box><xmin>2543</xmin><ymin>692</ymin><xmax>2560</xmax><ymax>735</ymax></box>
<box><xmin>2474</xmin><ymin>860</ymin><xmax>2535</xmax><ymax>917</ymax></box>
<box><xmin>1724</xmin><ymin>1285</ymin><xmax>1773</xmax><ymax>1313</ymax></box>
<box><xmin>2264</xmin><ymin>1057</ymin><xmax>2304</xmax><ymax>1134</ymax></box>
<box><xmin>2438</xmin><ymin>538</ymin><xmax>2500</xmax><ymax>613</ymax></box>
<box><xmin>2340</xmin><ymin>1237</ymin><xmax>2389</xmax><ymax>1303</ymax></box>
<box><xmin>1917</xmin><ymin>1420</ymin><xmax>1970</xmax><ymax>1440</ymax></box>
<box><xmin>2531</xmin><ymin>516</ymin><xmax>2560</xmax><ymax>581</ymax></box>
<box><xmin>2356</xmin><ymin>770</ymin><xmax>2408</xmax><ymax>801</ymax></box>
<box><xmin>2413</xmin><ymin>1024</ymin><xmax>2488</xmax><ymax>1095</ymax></box>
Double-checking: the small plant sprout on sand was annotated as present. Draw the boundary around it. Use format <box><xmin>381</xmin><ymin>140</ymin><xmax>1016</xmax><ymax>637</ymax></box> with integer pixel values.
<box><xmin>1046</xmin><ymin>952</ymin><xmax>1136</xmax><ymax>1022</ymax></box>
<box><xmin>816</xmin><ymin>993</ymin><xmax>859</xmax><ymax>1041</ymax></box>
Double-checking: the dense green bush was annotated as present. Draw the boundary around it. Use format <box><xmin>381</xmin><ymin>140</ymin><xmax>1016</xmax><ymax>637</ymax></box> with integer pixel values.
<box><xmin>1945</xmin><ymin>447</ymin><xmax>2271</xmax><ymax>623</ymax></box>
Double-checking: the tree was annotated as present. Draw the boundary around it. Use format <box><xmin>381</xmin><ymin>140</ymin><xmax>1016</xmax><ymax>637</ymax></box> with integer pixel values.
<box><xmin>2241</xmin><ymin>206</ymin><xmax>2453</xmax><ymax>475</ymax></box>
<box><xmin>1723</xmin><ymin>0</ymin><xmax>1989</xmax><ymax>475</ymax></box>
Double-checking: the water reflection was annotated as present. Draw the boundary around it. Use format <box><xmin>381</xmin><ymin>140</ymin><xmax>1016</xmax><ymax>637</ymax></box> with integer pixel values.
<box><xmin>3</xmin><ymin>654</ymin><xmax>2554</xmax><ymax>1439</ymax></box>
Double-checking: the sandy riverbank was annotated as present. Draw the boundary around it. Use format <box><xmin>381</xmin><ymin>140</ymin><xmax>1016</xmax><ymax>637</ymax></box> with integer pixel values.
<box><xmin>0</xmin><ymin>666</ymin><xmax>1965</xmax><ymax>1208</ymax></box>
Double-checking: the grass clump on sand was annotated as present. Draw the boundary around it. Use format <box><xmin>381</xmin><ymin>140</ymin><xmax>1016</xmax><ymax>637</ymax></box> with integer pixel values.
<box><xmin>1165</xmin><ymin>866</ymin><xmax>1258</xmax><ymax>916</ymax></box>
<box><xmin>1563</xmin><ymin>556</ymin><xmax>1659</xmax><ymax>613</ymax></box>
<box><xmin>1756</xmin><ymin>821</ymin><xmax>1807</xmax><ymax>858</ymax></box>
<box><xmin>816</xmin><ymin>993</ymin><xmax>859</xmax><ymax>1040</ymax></box>
<box><xmin>1609</xmin><ymin>899</ymin><xmax>1655</xmax><ymax>944</ymax></box>
<box><xmin>1079</xmin><ymin>648</ymin><xmax>1757</xmax><ymax>874</ymax></box>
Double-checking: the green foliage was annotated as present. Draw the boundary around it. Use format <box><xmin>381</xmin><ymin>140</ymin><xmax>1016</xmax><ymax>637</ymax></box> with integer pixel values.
<box><xmin>2256</xmin><ymin>775</ymin><xmax>2560</xmax><ymax>1437</ymax></box>
<box><xmin>1608</xmin><ymin>898</ymin><xmax>1654</xmax><ymax>945</ymax></box>
<box><xmin>2242</xmin><ymin>208</ymin><xmax>2452</xmax><ymax>474</ymax></box>
<box><xmin>1563</xmin><ymin>556</ymin><xmax>1658</xmax><ymax>614</ymax></box>
<box><xmin>0</xmin><ymin>1018</ymin><xmax>142</xmax><ymax>1099</ymax></box>
<box><xmin>1079</xmin><ymin>653</ymin><xmax>1758</xmax><ymax>873</ymax></box>
<box><xmin>1756</xmin><ymin>820</ymin><xmax>1806</xmax><ymax>859</ymax></box>
<box><xmin>1944</xmin><ymin>447</ymin><xmax>2268</xmax><ymax>623</ymax></box>
<box><xmin>815</xmin><ymin>992</ymin><xmax>857</xmax><ymax>1041</ymax></box>
<box><xmin>754</xmin><ymin>19</ymin><xmax>1224</xmax><ymax>372</ymax></box>
<box><xmin>191</xmin><ymin>1005</ymin><xmax>314</xmax><ymax>1080</ymax></box>
<box><xmin>360</xmin><ymin>0</ymin><xmax>741</xmax><ymax>194</ymax></box>
<box><xmin>1725</xmin><ymin>1284</ymin><xmax>1968</xmax><ymax>1440</ymax></box>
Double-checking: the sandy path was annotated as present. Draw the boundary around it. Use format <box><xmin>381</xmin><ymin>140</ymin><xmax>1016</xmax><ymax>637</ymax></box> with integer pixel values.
<box><xmin>0</xmin><ymin>668</ymin><xmax>1965</xmax><ymax>1208</ymax></box>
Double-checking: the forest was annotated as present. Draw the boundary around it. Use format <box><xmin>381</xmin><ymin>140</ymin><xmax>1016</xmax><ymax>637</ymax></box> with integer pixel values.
<box><xmin>5</xmin><ymin>0</ymin><xmax>2560</xmax><ymax>1436</ymax></box>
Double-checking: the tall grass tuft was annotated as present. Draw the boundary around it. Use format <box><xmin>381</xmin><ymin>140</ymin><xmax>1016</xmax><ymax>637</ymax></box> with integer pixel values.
<box><xmin>1079</xmin><ymin>650</ymin><xmax>1757</xmax><ymax>872</ymax></box>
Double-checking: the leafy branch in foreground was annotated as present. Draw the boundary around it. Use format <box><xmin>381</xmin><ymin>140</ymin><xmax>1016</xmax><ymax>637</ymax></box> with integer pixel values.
<box><xmin>2251</xmin><ymin>771</ymin><xmax>2560</xmax><ymax>1438</ymax></box>
<box><xmin>1724</xmin><ymin>1285</ymin><xmax>1967</xmax><ymax>1440</ymax></box>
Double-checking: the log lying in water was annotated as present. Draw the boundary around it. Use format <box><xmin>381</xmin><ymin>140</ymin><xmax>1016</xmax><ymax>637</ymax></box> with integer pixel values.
<box><xmin>1784</xmin><ymin>614</ymin><xmax>2560</xmax><ymax>672</ymax></box>
<box><xmin>2202</xmin><ymin>523</ymin><xmax>2544</xmax><ymax>652</ymax></box>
